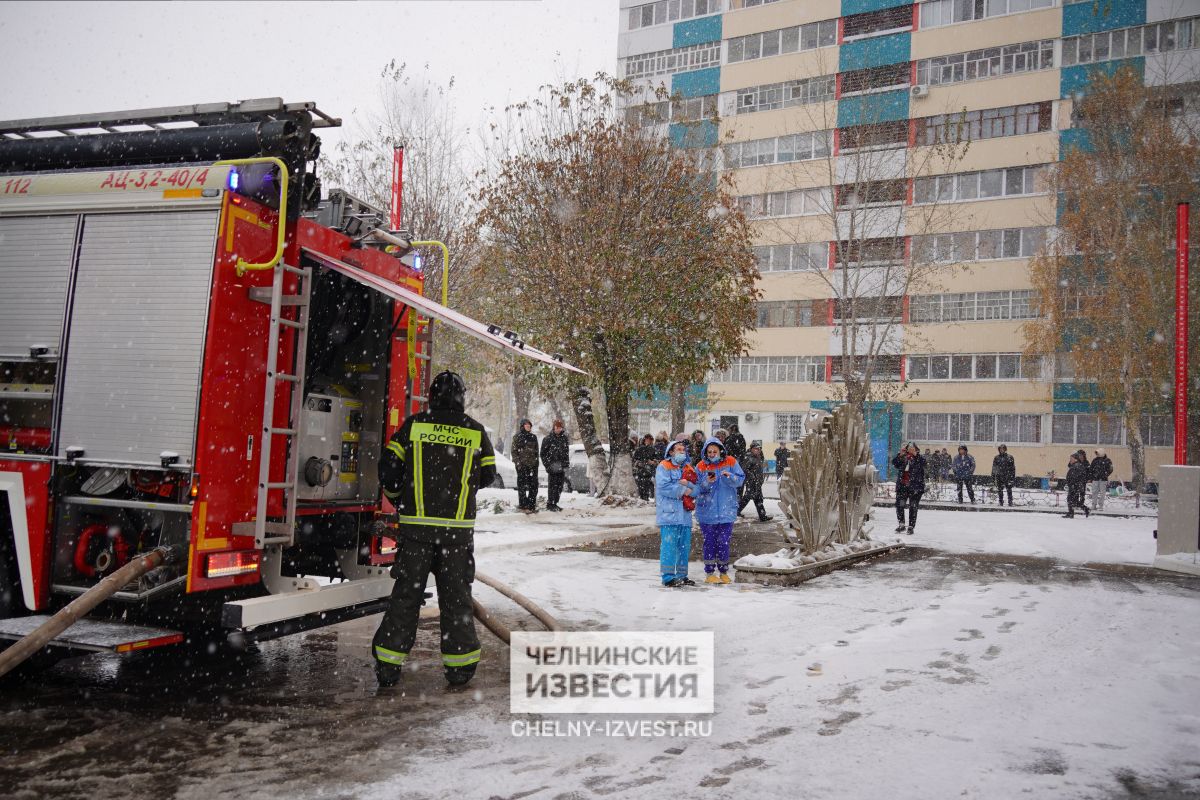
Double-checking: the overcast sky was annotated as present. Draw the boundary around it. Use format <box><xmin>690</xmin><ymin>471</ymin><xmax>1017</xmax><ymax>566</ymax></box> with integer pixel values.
<box><xmin>1</xmin><ymin>1</ymin><xmax>618</xmax><ymax>150</ymax></box>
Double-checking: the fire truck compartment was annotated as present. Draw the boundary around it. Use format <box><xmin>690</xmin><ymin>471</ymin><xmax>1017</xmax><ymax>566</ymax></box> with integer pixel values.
<box><xmin>56</xmin><ymin>210</ymin><xmax>221</xmax><ymax>468</ymax></box>
<box><xmin>0</xmin><ymin>615</ymin><xmax>183</xmax><ymax>654</ymax></box>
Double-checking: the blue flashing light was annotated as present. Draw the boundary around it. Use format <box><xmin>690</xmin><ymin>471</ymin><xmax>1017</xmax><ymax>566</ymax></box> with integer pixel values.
<box><xmin>228</xmin><ymin>170</ymin><xmax>240</xmax><ymax>191</ymax></box>
<box><xmin>412</xmin><ymin>253</ymin><xmax>423</xmax><ymax>271</ymax></box>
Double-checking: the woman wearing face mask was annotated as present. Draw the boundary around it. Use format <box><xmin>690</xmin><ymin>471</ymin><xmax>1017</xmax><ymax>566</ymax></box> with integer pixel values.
<box><xmin>694</xmin><ymin>437</ymin><xmax>746</xmax><ymax>584</ymax></box>
<box><xmin>655</xmin><ymin>439</ymin><xmax>698</xmax><ymax>587</ymax></box>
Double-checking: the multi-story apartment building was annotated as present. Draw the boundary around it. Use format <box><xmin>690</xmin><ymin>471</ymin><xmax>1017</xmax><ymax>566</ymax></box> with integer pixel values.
<box><xmin>618</xmin><ymin>0</ymin><xmax>1197</xmax><ymax>481</ymax></box>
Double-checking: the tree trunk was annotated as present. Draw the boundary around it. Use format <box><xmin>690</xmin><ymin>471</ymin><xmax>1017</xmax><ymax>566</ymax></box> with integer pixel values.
<box><xmin>603</xmin><ymin>380</ymin><xmax>637</xmax><ymax>496</ymax></box>
<box><xmin>669</xmin><ymin>384</ymin><xmax>687</xmax><ymax>438</ymax></box>
<box><xmin>512</xmin><ymin>374</ymin><xmax>532</xmax><ymax>427</ymax></box>
<box><xmin>572</xmin><ymin>387</ymin><xmax>609</xmax><ymax>496</ymax></box>
<box><xmin>1124</xmin><ymin>412</ymin><xmax>1146</xmax><ymax>493</ymax></box>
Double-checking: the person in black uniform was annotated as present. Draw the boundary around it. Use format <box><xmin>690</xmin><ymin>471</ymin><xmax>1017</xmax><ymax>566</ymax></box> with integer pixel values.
<box><xmin>540</xmin><ymin>419</ymin><xmax>570</xmax><ymax>511</ymax></box>
<box><xmin>372</xmin><ymin>371</ymin><xmax>496</xmax><ymax>688</ymax></box>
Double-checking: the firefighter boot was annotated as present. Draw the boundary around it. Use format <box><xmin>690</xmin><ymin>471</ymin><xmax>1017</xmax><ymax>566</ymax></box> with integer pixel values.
<box><xmin>375</xmin><ymin>661</ymin><xmax>402</xmax><ymax>688</ymax></box>
<box><xmin>445</xmin><ymin>663</ymin><xmax>477</xmax><ymax>687</ymax></box>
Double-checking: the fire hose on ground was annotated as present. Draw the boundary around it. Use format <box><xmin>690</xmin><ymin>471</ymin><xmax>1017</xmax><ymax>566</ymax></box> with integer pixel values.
<box><xmin>0</xmin><ymin>546</ymin><xmax>176</xmax><ymax>680</ymax></box>
<box><xmin>0</xmin><ymin>552</ymin><xmax>561</xmax><ymax>678</ymax></box>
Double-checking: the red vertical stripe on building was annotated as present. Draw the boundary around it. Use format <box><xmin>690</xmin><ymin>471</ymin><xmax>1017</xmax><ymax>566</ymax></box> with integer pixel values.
<box><xmin>911</xmin><ymin>3</ymin><xmax>920</xmax><ymax>32</ymax></box>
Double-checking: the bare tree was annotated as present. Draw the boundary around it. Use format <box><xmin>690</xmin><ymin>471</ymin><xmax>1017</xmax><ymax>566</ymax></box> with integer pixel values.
<box><xmin>1024</xmin><ymin>66</ymin><xmax>1200</xmax><ymax>487</ymax></box>
<box><xmin>473</xmin><ymin>75</ymin><xmax>759</xmax><ymax>495</ymax></box>
<box><xmin>722</xmin><ymin>56</ymin><xmax>970</xmax><ymax>417</ymax></box>
<box><xmin>323</xmin><ymin>61</ymin><xmax>496</xmax><ymax>384</ymax></box>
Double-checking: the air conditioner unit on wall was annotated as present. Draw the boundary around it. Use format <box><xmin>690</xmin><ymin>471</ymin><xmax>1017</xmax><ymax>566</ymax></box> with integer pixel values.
<box><xmin>744</xmin><ymin>412</ymin><xmax>758</xmax><ymax>422</ymax></box>
<box><xmin>911</xmin><ymin>84</ymin><xmax>930</xmax><ymax>98</ymax></box>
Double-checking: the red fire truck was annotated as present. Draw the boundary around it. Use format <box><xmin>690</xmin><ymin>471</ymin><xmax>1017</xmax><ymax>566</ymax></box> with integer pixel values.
<box><xmin>0</xmin><ymin>99</ymin><xmax>578</xmax><ymax>658</ymax></box>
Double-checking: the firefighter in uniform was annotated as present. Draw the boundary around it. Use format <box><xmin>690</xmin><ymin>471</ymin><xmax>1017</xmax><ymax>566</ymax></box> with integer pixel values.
<box><xmin>372</xmin><ymin>371</ymin><xmax>497</xmax><ymax>688</ymax></box>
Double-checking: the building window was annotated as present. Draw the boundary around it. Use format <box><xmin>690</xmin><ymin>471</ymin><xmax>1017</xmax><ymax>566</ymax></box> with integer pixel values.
<box><xmin>915</xmin><ymin>39</ymin><xmax>1055</xmax><ymax>87</ymax></box>
<box><xmin>752</xmin><ymin>242</ymin><xmax>828</xmax><ymax>272</ymax></box>
<box><xmin>727</xmin><ymin>18</ymin><xmax>837</xmax><ymax>64</ymax></box>
<box><xmin>833</xmin><ymin>295</ymin><xmax>903</xmax><ymax>323</ymax></box>
<box><xmin>626</xmin><ymin>0</ymin><xmax>723</xmax><ymax>31</ymax></box>
<box><xmin>713</xmin><ymin>356</ymin><xmax>826</xmax><ymax>383</ymax></box>
<box><xmin>1139</xmin><ymin>415</ymin><xmax>1175</xmax><ymax>447</ymax></box>
<box><xmin>625</xmin><ymin>94</ymin><xmax>718</xmax><ymax>127</ymax></box>
<box><xmin>1062</xmin><ymin>16</ymin><xmax>1200</xmax><ymax>67</ymax></box>
<box><xmin>775</xmin><ymin>412</ymin><xmax>808</xmax><ymax>441</ymax></box>
<box><xmin>907</xmin><ymin>412</ymin><xmax>1041</xmax><ymax>444</ymax></box>
<box><xmin>920</xmin><ymin>0</ymin><xmax>1055</xmax><ymax>29</ymax></box>
<box><xmin>739</xmin><ymin>187</ymin><xmax>829</xmax><ymax>219</ymax></box>
<box><xmin>908</xmin><ymin>290</ymin><xmax>1038</xmax><ymax>323</ymax></box>
<box><xmin>736</xmin><ymin>75</ymin><xmax>836</xmax><ymax>114</ymax></box>
<box><xmin>908</xmin><ymin>353</ymin><xmax>1040</xmax><ymax>380</ymax></box>
<box><xmin>841</xmin><ymin>63</ymin><xmax>912</xmax><ymax>94</ymax></box>
<box><xmin>836</xmin><ymin>179</ymin><xmax>908</xmax><ymax>208</ymax></box>
<box><xmin>912</xmin><ymin>227</ymin><xmax>1047</xmax><ymax>263</ymax></box>
<box><xmin>831</xmin><ymin>355</ymin><xmax>903</xmax><ymax>381</ymax></box>
<box><xmin>622</xmin><ymin>41</ymin><xmax>722</xmax><ymax>80</ymax></box>
<box><xmin>843</xmin><ymin>4</ymin><xmax>914</xmax><ymax>38</ymax></box>
<box><xmin>921</xmin><ymin>101</ymin><xmax>1052</xmax><ymax>145</ymax></box>
<box><xmin>913</xmin><ymin>164</ymin><xmax>1049</xmax><ymax>204</ymax></box>
<box><xmin>834</xmin><ymin>237</ymin><xmax>905</xmax><ymax>267</ymax></box>
<box><xmin>1051</xmin><ymin>413</ymin><xmax>1125</xmax><ymax>445</ymax></box>
<box><xmin>839</xmin><ymin>120</ymin><xmax>909</xmax><ymax>150</ymax></box>
<box><xmin>725</xmin><ymin>130</ymin><xmax>833</xmax><ymax>170</ymax></box>
<box><xmin>756</xmin><ymin>299</ymin><xmax>823</xmax><ymax>327</ymax></box>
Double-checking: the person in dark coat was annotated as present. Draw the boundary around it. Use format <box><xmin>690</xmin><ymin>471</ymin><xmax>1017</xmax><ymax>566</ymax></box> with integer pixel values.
<box><xmin>511</xmin><ymin>419</ymin><xmax>539</xmax><ymax>513</ymax></box>
<box><xmin>372</xmin><ymin>371</ymin><xmax>496</xmax><ymax>688</ymax></box>
<box><xmin>726</xmin><ymin>424</ymin><xmax>747</xmax><ymax>505</ymax></box>
<box><xmin>939</xmin><ymin>448</ymin><xmax>952</xmax><ymax>480</ymax></box>
<box><xmin>633</xmin><ymin>433</ymin><xmax>661</xmax><ymax>501</ymax></box>
<box><xmin>1089</xmin><ymin>448</ymin><xmax>1114</xmax><ymax>511</ymax></box>
<box><xmin>892</xmin><ymin>442</ymin><xmax>926</xmax><ymax>535</ymax></box>
<box><xmin>539</xmin><ymin>419</ymin><xmax>569</xmax><ymax>512</ymax></box>
<box><xmin>952</xmin><ymin>445</ymin><xmax>976</xmax><ymax>503</ymax></box>
<box><xmin>737</xmin><ymin>442</ymin><xmax>773</xmax><ymax>522</ymax></box>
<box><xmin>1063</xmin><ymin>453</ymin><xmax>1091</xmax><ymax>518</ymax></box>
<box><xmin>991</xmin><ymin>444</ymin><xmax>1016</xmax><ymax>506</ymax></box>
<box><xmin>688</xmin><ymin>429</ymin><xmax>707</xmax><ymax>465</ymax></box>
<box><xmin>773</xmin><ymin>442</ymin><xmax>791</xmax><ymax>481</ymax></box>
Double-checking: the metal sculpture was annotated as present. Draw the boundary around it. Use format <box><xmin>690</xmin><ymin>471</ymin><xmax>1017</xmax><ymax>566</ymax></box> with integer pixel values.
<box><xmin>777</xmin><ymin>405</ymin><xmax>878</xmax><ymax>555</ymax></box>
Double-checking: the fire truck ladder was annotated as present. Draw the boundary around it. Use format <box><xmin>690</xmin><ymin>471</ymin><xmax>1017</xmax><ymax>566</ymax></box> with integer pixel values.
<box><xmin>252</xmin><ymin>261</ymin><xmax>312</xmax><ymax>548</ymax></box>
<box><xmin>407</xmin><ymin>313</ymin><xmax>433</xmax><ymax>415</ymax></box>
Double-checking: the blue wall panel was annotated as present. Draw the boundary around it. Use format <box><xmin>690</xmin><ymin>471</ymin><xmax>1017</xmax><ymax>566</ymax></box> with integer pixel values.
<box><xmin>811</xmin><ymin>400</ymin><xmax>904</xmax><ymax>478</ymax></box>
<box><xmin>669</xmin><ymin>120</ymin><xmax>719</xmax><ymax>149</ymax></box>
<box><xmin>1063</xmin><ymin>0</ymin><xmax>1145</xmax><ymax>36</ymax></box>
<box><xmin>673</xmin><ymin>14</ymin><xmax>722</xmax><ymax>48</ymax></box>
<box><xmin>842</xmin><ymin>0</ymin><xmax>911</xmax><ymax>15</ymax></box>
<box><xmin>1060</xmin><ymin>57</ymin><xmax>1144</xmax><ymax>97</ymax></box>
<box><xmin>839</xmin><ymin>31</ymin><xmax>911</xmax><ymax>71</ymax></box>
<box><xmin>837</xmin><ymin>89</ymin><xmax>910</xmax><ymax>127</ymax></box>
<box><xmin>1059</xmin><ymin>126</ymin><xmax>1091</xmax><ymax>156</ymax></box>
<box><xmin>671</xmin><ymin>67</ymin><xmax>721</xmax><ymax>98</ymax></box>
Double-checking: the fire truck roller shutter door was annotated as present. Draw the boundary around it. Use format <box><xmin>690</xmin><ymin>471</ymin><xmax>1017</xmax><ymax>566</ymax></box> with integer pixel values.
<box><xmin>56</xmin><ymin>211</ymin><xmax>220</xmax><ymax>467</ymax></box>
<box><xmin>0</xmin><ymin>216</ymin><xmax>79</xmax><ymax>362</ymax></box>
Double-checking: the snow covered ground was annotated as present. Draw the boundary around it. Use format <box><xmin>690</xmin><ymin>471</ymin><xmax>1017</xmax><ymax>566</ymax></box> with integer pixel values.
<box><xmin>3</xmin><ymin>491</ymin><xmax>1194</xmax><ymax>800</ymax></box>
<box><xmin>319</xmin><ymin>492</ymin><xmax>1198</xmax><ymax>800</ymax></box>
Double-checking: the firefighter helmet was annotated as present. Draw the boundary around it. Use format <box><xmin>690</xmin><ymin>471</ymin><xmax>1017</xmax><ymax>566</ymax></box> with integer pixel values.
<box><xmin>429</xmin><ymin>371</ymin><xmax>466</xmax><ymax>411</ymax></box>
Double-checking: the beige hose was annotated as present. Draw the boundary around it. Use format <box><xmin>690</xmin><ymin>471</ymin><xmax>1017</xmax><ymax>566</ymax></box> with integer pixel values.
<box><xmin>475</xmin><ymin>571</ymin><xmax>563</xmax><ymax>632</ymax></box>
<box><xmin>0</xmin><ymin>547</ymin><xmax>172</xmax><ymax>679</ymax></box>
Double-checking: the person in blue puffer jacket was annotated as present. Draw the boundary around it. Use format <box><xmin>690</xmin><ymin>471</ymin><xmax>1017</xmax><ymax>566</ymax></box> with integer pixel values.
<box><xmin>694</xmin><ymin>436</ymin><xmax>745</xmax><ymax>584</ymax></box>
<box><xmin>655</xmin><ymin>439</ymin><xmax>698</xmax><ymax>587</ymax></box>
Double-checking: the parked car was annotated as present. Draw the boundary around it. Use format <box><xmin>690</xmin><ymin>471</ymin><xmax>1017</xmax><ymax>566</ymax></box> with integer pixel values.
<box><xmin>489</xmin><ymin>450</ymin><xmax>518</xmax><ymax>490</ymax></box>
<box><xmin>567</xmin><ymin>443</ymin><xmax>609</xmax><ymax>494</ymax></box>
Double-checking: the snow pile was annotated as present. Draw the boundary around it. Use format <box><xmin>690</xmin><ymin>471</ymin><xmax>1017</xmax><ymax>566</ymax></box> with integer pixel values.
<box><xmin>735</xmin><ymin>537</ymin><xmax>894</xmax><ymax>570</ymax></box>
